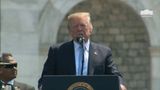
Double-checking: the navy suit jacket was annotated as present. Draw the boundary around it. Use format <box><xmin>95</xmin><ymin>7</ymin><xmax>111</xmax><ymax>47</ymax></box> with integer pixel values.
<box><xmin>38</xmin><ymin>40</ymin><xmax>124</xmax><ymax>87</ymax></box>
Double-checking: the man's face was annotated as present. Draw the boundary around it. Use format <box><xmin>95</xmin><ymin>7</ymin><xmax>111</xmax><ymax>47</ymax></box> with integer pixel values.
<box><xmin>0</xmin><ymin>63</ymin><xmax>17</xmax><ymax>81</ymax></box>
<box><xmin>68</xmin><ymin>16</ymin><xmax>93</xmax><ymax>41</ymax></box>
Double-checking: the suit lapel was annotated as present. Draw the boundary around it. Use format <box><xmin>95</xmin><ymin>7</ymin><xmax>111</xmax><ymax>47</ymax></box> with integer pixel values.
<box><xmin>61</xmin><ymin>40</ymin><xmax>76</xmax><ymax>75</ymax></box>
<box><xmin>67</xmin><ymin>41</ymin><xmax>76</xmax><ymax>74</ymax></box>
<box><xmin>88</xmin><ymin>42</ymin><xmax>98</xmax><ymax>75</ymax></box>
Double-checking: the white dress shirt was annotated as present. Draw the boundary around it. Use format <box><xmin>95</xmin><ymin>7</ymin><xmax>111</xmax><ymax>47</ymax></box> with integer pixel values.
<box><xmin>74</xmin><ymin>40</ymin><xmax>90</xmax><ymax>75</ymax></box>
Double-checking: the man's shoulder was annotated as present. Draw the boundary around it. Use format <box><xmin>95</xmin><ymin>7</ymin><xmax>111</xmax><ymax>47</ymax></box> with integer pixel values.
<box><xmin>91</xmin><ymin>42</ymin><xmax>111</xmax><ymax>51</ymax></box>
<box><xmin>50</xmin><ymin>41</ymin><xmax>73</xmax><ymax>49</ymax></box>
<box><xmin>14</xmin><ymin>81</ymin><xmax>35</xmax><ymax>90</ymax></box>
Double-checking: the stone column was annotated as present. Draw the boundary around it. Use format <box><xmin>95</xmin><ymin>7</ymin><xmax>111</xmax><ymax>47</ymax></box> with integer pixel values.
<box><xmin>150</xmin><ymin>47</ymin><xmax>160</xmax><ymax>90</ymax></box>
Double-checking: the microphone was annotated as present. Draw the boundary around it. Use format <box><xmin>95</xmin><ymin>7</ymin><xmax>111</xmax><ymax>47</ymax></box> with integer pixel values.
<box><xmin>76</xmin><ymin>34</ymin><xmax>84</xmax><ymax>45</ymax></box>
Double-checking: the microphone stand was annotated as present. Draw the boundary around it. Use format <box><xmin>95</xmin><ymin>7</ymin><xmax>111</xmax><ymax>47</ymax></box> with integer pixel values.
<box><xmin>76</xmin><ymin>36</ymin><xmax>85</xmax><ymax>75</ymax></box>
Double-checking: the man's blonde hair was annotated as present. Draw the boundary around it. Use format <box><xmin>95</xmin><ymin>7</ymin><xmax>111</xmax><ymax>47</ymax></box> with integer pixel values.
<box><xmin>67</xmin><ymin>12</ymin><xmax>91</xmax><ymax>29</ymax></box>
<box><xmin>67</xmin><ymin>12</ymin><xmax>91</xmax><ymax>22</ymax></box>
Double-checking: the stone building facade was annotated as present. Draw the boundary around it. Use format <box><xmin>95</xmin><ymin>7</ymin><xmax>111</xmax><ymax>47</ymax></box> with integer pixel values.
<box><xmin>58</xmin><ymin>0</ymin><xmax>150</xmax><ymax>90</ymax></box>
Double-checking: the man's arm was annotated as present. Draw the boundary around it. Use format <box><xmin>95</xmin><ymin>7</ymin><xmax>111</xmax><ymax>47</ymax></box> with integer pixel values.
<box><xmin>104</xmin><ymin>47</ymin><xmax>127</xmax><ymax>90</ymax></box>
<box><xmin>38</xmin><ymin>46</ymin><xmax>57</xmax><ymax>88</ymax></box>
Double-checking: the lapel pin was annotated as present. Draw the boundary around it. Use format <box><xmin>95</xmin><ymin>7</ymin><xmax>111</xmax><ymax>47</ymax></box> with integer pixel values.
<box><xmin>94</xmin><ymin>52</ymin><xmax>98</xmax><ymax>55</ymax></box>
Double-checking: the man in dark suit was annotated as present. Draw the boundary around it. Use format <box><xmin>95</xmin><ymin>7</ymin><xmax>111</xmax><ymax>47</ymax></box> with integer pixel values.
<box><xmin>38</xmin><ymin>12</ymin><xmax>127</xmax><ymax>90</ymax></box>
<box><xmin>0</xmin><ymin>53</ymin><xmax>35</xmax><ymax>90</ymax></box>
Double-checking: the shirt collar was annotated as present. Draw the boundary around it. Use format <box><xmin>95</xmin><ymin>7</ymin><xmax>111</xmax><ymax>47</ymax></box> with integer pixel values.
<box><xmin>1</xmin><ymin>79</ymin><xmax>14</xmax><ymax>85</ymax></box>
<box><xmin>73</xmin><ymin>39</ymin><xmax>90</xmax><ymax>51</ymax></box>
<box><xmin>84</xmin><ymin>40</ymin><xmax>90</xmax><ymax>51</ymax></box>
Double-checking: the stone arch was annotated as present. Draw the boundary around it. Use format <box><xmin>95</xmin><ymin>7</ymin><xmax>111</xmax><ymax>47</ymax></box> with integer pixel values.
<box><xmin>57</xmin><ymin>0</ymin><xmax>151</xmax><ymax>90</ymax></box>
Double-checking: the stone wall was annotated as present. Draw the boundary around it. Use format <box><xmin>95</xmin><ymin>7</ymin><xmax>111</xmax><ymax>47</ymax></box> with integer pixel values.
<box><xmin>58</xmin><ymin>0</ymin><xmax>151</xmax><ymax>90</ymax></box>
